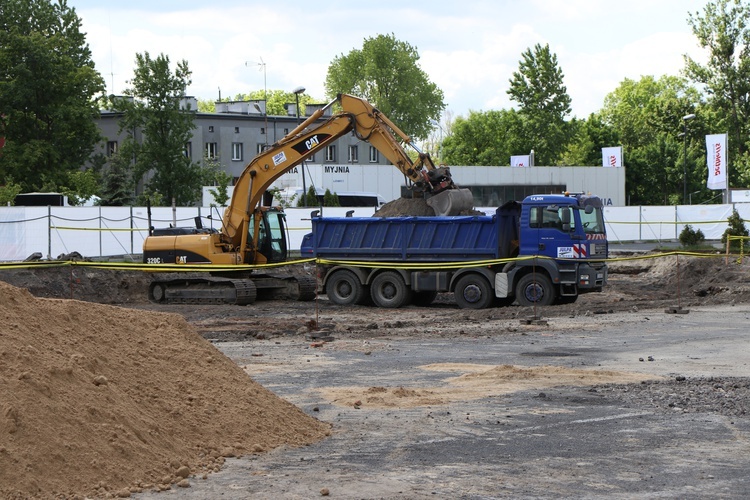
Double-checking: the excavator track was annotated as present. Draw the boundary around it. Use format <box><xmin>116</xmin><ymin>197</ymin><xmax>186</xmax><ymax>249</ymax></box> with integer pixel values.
<box><xmin>290</xmin><ymin>275</ymin><xmax>318</xmax><ymax>301</ymax></box>
<box><xmin>148</xmin><ymin>274</ymin><xmax>317</xmax><ymax>305</ymax></box>
<box><xmin>148</xmin><ymin>277</ymin><xmax>257</xmax><ymax>305</ymax></box>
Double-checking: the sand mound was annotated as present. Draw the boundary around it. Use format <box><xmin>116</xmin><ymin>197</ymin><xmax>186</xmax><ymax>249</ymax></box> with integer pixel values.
<box><xmin>0</xmin><ymin>281</ymin><xmax>330</xmax><ymax>499</ymax></box>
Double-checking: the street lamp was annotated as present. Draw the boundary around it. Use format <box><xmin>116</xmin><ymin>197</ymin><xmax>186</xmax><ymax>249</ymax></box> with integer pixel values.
<box><xmin>682</xmin><ymin>113</ymin><xmax>696</xmax><ymax>204</ymax></box>
<box><xmin>293</xmin><ymin>86</ymin><xmax>306</xmax><ymax>205</ymax></box>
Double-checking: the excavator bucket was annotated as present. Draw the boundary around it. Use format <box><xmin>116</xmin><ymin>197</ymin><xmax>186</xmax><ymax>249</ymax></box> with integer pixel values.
<box><xmin>426</xmin><ymin>188</ymin><xmax>475</xmax><ymax>216</ymax></box>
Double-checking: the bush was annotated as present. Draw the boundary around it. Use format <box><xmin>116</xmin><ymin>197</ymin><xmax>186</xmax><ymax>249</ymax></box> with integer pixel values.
<box><xmin>679</xmin><ymin>225</ymin><xmax>705</xmax><ymax>247</ymax></box>
<box><xmin>721</xmin><ymin>209</ymin><xmax>749</xmax><ymax>252</ymax></box>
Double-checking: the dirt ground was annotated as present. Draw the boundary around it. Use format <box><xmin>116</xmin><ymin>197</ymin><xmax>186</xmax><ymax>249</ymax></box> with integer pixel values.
<box><xmin>1</xmin><ymin>251</ymin><xmax>750</xmax><ymax>498</ymax></box>
<box><xmin>4</xmin><ymin>252</ymin><xmax>749</xmax><ymax>340</ymax></box>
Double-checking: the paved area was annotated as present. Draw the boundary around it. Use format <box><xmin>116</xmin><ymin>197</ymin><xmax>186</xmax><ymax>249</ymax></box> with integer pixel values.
<box><xmin>135</xmin><ymin>304</ymin><xmax>750</xmax><ymax>499</ymax></box>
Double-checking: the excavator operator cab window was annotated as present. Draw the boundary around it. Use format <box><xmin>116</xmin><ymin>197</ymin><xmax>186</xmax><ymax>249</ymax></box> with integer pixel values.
<box><xmin>257</xmin><ymin>211</ymin><xmax>288</xmax><ymax>263</ymax></box>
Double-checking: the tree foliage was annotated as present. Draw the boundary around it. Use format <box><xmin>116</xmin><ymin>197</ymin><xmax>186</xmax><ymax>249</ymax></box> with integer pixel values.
<box><xmin>325</xmin><ymin>33</ymin><xmax>445</xmax><ymax>140</ymax></box>
<box><xmin>507</xmin><ymin>43</ymin><xmax>572</xmax><ymax>165</ymax></box>
<box><xmin>114</xmin><ymin>52</ymin><xmax>209</xmax><ymax>205</ymax></box>
<box><xmin>685</xmin><ymin>0</ymin><xmax>750</xmax><ymax>188</ymax></box>
<box><xmin>558</xmin><ymin>114</ymin><xmax>619</xmax><ymax>166</ymax></box>
<box><xmin>98</xmin><ymin>150</ymin><xmax>135</xmax><ymax>206</ymax></box>
<box><xmin>722</xmin><ymin>208</ymin><xmax>749</xmax><ymax>250</ymax></box>
<box><xmin>600</xmin><ymin>76</ymin><xmax>702</xmax><ymax>204</ymax></box>
<box><xmin>442</xmin><ymin>109</ymin><xmax>530</xmax><ymax>166</ymax></box>
<box><xmin>0</xmin><ymin>0</ymin><xmax>105</xmax><ymax>193</ymax></box>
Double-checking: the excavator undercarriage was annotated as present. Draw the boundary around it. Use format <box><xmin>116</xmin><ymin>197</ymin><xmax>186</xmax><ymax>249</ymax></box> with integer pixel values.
<box><xmin>148</xmin><ymin>274</ymin><xmax>317</xmax><ymax>305</ymax></box>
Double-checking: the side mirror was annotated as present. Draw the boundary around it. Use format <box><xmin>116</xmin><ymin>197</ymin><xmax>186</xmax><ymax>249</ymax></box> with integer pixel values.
<box><xmin>561</xmin><ymin>209</ymin><xmax>571</xmax><ymax>225</ymax></box>
<box><xmin>585</xmin><ymin>205</ymin><xmax>594</xmax><ymax>214</ymax></box>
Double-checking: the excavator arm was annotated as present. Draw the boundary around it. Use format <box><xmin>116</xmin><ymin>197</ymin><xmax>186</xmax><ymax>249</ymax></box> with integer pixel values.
<box><xmin>222</xmin><ymin>94</ymin><xmax>473</xmax><ymax>254</ymax></box>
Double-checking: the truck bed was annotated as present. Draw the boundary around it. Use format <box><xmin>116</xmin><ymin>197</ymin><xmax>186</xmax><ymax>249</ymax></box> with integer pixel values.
<box><xmin>301</xmin><ymin>213</ymin><xmax>508</xmax><ymax>262</ymax></box>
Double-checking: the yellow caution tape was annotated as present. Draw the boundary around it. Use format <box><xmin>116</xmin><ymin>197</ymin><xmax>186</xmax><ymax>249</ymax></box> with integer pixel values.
<box><xmin>0</xmin><ymin>250</ymin><xmax>739</xmax><ymax>272</ymax></box>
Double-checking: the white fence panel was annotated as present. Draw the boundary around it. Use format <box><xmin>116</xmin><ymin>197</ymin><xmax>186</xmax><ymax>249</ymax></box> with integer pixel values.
<box><xmin>604</xmin><ymin>206</ymin><xmax>641</xmax><ymax>241</ymax></box>
<box><xmin>639</xmin><ymin>206</ymin><xmax>678</xmax><ymax>241</ymax></box>
<box><xmin>676</xmin><ymin>205</ymin><xmax>733</xmax><ymax>240</ymax></box>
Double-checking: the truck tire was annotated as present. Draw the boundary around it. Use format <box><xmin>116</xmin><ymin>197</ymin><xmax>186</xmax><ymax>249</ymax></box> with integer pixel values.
<box><xmin>326</xmin><ymin>269</ymin><xmax>367</xmax><ymax>306</ymax></box>
<box><xmin>370</xmin><ymin>271</ymin><xmax>412</xmax><ymax>308</ymax></box>
<box><xmin>454</xmin><ymin>274</ymin><xmax>494</xmax><ymax>309</ymax></box>
<box><xmin>515</xmin><ymin>273</ymin><xmax>556</xmax><ymax>307</ymax></box>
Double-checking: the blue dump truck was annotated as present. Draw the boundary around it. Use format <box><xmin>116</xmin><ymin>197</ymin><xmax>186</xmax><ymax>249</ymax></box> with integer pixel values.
<box><xmin>300</xmin><ymin>193</ymin><xmax>608</xmax><ymax>309</ymax></box>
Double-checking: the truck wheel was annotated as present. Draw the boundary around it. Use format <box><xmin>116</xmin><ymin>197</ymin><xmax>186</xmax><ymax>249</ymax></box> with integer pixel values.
<box><xmin>370</xmin><ymin>271</ymin><xmax>412</xmax><ymax>308</ymax></box>
<box><xmin>326</xmin><ymin>270</ymin><xmax>367</xmax><ymax>306</ymax></box>
<box><xmin>516</xmin><ymin>273</ymin><xmax>556</xmax><ymax>307</ymax></box>
<box><xmin>454</xmin><ymin>274</ymin><xmax>493</xmax><ymax>309</ymax></box>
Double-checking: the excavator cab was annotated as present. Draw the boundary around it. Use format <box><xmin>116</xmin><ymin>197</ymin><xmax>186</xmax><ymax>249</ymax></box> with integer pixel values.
<box><xmin>252</xmin><ymin>208</ymin><xmax>288</xmax><ymax>263</ymax></box>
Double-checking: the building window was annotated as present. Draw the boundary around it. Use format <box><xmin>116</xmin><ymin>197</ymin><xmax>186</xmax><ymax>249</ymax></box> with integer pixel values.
<box><xmin>106</xmin><ymin>141</ymin><xmax>118</xmax><ymax>157</ymax></box>
<box><xmin>256</xmin><ymin>143</ymin><xmax>265</xmax><ymax>155</ymax></box>
<box><xmin>184</xmin><ymin>142</ymin><xmax>192</xmax><ymax>158</ymax></box>
<box><xmin>208</xmin><ymin>125</ymin><xmax>214</xmax><ymax>133</ymax></box>
<box><xmin>234</xmin><ymin>126</ymin><xmax>240</xmax><ymax>133</ymax></box>
<box><xmin>260</xmin><ymin>127</ymin><xmax>265</xmax><ymax>135</ymax></box>
<box><xmin>307</xmin><ymin>154</ymin><xmax>315</xmax><ymax>162</ymax></box>
<box><xmin>369</xmin><ymin>146</ymin><xmax>379</xmax><ymax>163</ymax></box>
<box><xmin>326</xmin><ymin>145</ymin><xmax>336</xmax><ymax>162</ymax></box>
<box><xmin>205</xmin><ymin>142</ymin><xmax>218</xmax><ymax>159</ymax></box>
<box><xmin>348</xmin><ymin>145</ymin><xmax>359</xmax><ymax>163</ymax></box>
<box><xmin>232</xmin><ymin>142</ymin><xmax>243</xmax><ymax>161</ymax></box>
<box><xmin>283</xmin><ymin>128</ymin><xmax>289</xmax><ymax>135</ymax></box>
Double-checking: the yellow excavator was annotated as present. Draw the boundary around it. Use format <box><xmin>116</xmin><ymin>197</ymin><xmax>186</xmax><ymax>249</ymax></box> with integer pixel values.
<box><xmin>142</xmin><ymin>93</ymin><xmax>474</xmax><ymax>304</ymax></box>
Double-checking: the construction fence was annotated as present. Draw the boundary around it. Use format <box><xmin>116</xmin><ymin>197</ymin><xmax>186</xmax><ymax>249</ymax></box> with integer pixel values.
<box><xmin>1</xmin><ymin>204</ymin><xmax>749</xmax><ymax>262</ymax></box>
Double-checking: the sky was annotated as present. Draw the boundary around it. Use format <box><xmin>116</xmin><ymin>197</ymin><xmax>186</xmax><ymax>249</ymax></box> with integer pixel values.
<box><xmin>68</xmin><ymin>0</ymin><xmax>711</xmax><ymax>120</ymax></box>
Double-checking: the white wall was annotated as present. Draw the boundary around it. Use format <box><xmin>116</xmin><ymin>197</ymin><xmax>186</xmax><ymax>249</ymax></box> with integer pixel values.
<box><xmin>203</xmin><ymin>164</ymin><xmax>626</xmax><ymax>207</ymax></box>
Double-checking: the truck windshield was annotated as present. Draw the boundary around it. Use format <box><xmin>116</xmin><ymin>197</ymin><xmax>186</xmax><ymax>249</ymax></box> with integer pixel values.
<box><xmin>580</xmin><ymin>207</ymin><xmax>605</xmax><ymax>234</ymax></box>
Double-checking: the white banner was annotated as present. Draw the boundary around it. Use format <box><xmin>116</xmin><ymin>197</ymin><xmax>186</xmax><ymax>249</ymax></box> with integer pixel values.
<box><xmin>706</xmin><ymin>133</ymin><xmax>728</xmax><ymax>190</ymax></box>
<box><xmin>602</xmin><ymin>146</ymin><xmax>623</xmax><ymax>167</ymax></box>
<box><xmin>511</xmin><ymin>155</ymin><xmax>530</xmax><ymax>167</ymax></box>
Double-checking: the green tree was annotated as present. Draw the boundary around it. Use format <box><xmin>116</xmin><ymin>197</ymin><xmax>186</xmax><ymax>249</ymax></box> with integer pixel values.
<box><xmin>196</xmin><ymin>98</ymin><xmax>215</xmax><ymax>113</ymax></box>
<box><xmin>600</xmin><ymin>75</ymin><xmax>702</xmax><ymax>204</ymax></box>
<box><xmin>507</xmin><ymin>43</ymin><xmax>572</xmax><ymax>165</ymax></box>
<box><xmin>98</xmin><ymin>150</ymin><xmax>134</xmax><ymax>206</ymax></box>
<box><xmin>685</xmin><ymin>0</ymin><xmax>750</xmax><ymax>188</ymax></box>
<box><xmin>208</xmin><ymin>168</ymin><xmax>232</xmax><ymax>207</ymax></box>
<box><xmin>232</xmin><ymin>89</ymin><xmax>317</xmax><ymax>116</ymax></box>
<box><xmin>442</xmin><ymin>109</ymin><xmax>530</xmax><ymax>166</ymax></box>
<box><xmin>722</xmin><ymin>208</ymin><xmax>749</xmax><ymax>251</ymax></box>
<box><xmin>558</xmin><ymin>114</ymin><xmax>619</xmax><ymax>166</ymax></box>
<box><xmin>0</xmin><ymin>179</ymin><xmax>23</xmax><ymax>205</ymax></box>
<box><xmin>0</xmin><ymin>0</ymin><xmax>105</xmax><ymax>192</ymax></box>
<box><xmin>62</xmin><ymin>169</ymin><xmax>100</xmax><ymax>205</ymax></box>
<box><xmin>323</xmin><ymin>189</ymin><xmax>340</xmax><ymax>207</ymax></box>
<box><xmin>297</xmin><ymin>186</ymin><xmax>319</xmax><ymax>207</ymax></box>
<box><xmin>325</xmin><ymin>33</ymin><xmax>445</xmax><ymax>140</ymax></box>
<box><xmin>114</xmin><ymin>52</ymin><xmax>206</xmax><ymax>205</ymax></box>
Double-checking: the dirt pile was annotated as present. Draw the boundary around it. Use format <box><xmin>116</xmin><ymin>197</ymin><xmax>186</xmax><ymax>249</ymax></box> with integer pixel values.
<box><xmin>373</xmin><ymin>196</ymin><xmax>484</xmax><ymax>217</ymax></box>
<box><xmin>0</xmin><ymin>282</ymin><xmax>330</xmax><ymax>499</ymax></box>
<box><xmin>373</xmin><ymin>197</ymin><xmax>436</xmax><ymax>217</ymax></box>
